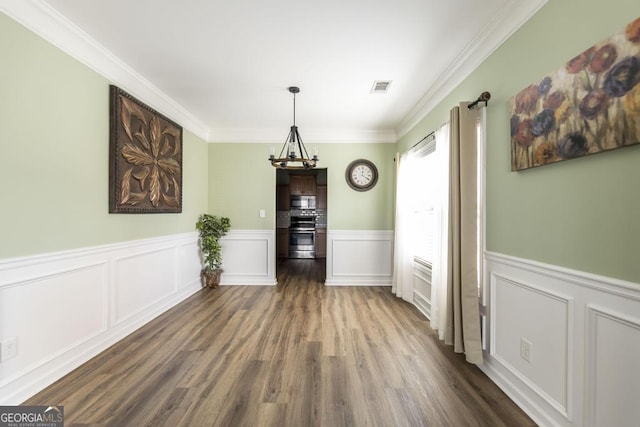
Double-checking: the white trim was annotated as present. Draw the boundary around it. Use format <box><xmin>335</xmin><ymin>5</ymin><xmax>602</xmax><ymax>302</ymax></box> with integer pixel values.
<box><xmin>396</xmin><ymin>0</ymin><xmax>548</xmax><ymax>140</ymax></box>
<box><xmin>485</xmin><ymin>251</ymin><xmax>640</xmax><ymax>301</ymax></box>
<box><xmin>413</xmin><ymin>290</ymin><xmax>431</xmax><ymax>319</ymax></box>
<box><xmin>0</xmin><ymin>0</ymin><xmax>548</xmax><ymax>145</ymax></box>
<box><xmin>0</xmin><ymin>232</ymin><xmax>202</xmax><ymax>405</ymax></box>
<box><xmin>0</xmin><ymin>0</ymin><xmax>210</xmax><ymax>141</ymax></box>
<box><xmin>209</xmin><ymin>127</ymin><xmax>397</xmax><ymax>144</ymax></box>
<box><xmin>482</xmin><ymin>251</ymin><xmax>640</xmax><ymax>427</ymax></box>
<box><xmin>489</xmin><ymin>273</ymin><xmax>574</xmax><ymax>419</ymax></box>
<box><xmin>584</xmin><ymin>305</ymin><xmax>640</xmax><ymax>427</ymax></box>
<box><xmin>325</xmin><ymin>230</ymin><xmax>393</xmax><ymax>286</ymax></box>
<box><xmin>219</xmin><ymin>230</ymin><xmax>277</xmax><ymax>286</ymax></box>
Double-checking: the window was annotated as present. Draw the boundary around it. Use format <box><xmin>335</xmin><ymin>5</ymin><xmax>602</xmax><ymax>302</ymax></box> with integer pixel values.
<box><xmin>410</xmin><ymin>142</ymin><xmax>438</xmax><ymax>265</ymax></box>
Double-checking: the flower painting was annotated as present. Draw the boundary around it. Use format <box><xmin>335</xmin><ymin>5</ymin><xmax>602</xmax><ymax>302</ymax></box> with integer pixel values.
<box><xmin>109</xmin><ymin>86</ymin><xmax>183</xmax><ymax>213</ymax></box>
<box><xmin>510</xmin><ymin>16</ymin><xmax>640</xmax><ymax>171</ymax></box>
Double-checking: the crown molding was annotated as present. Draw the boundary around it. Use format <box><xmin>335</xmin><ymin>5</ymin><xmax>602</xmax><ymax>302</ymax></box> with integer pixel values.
<box><xmin>0</xmin><ymin>0</ymin><xmax>210</xmax><ymax>141</ymax></box>
<box><xmin>2</xmin><ymin>0</ymin><xmax>546</xmax><ymax>145</ymax></box>
<box><xmin>1</xmin><ymin>0</ymin><xmax>395</xmax><ymax>145</ymax></box>
<box><xmin>395</xmin><ymin>0</ymin><xmax>548</xmax><ymax>140</ymax></box>
<box><xmin>207</xmin><ymin>127</ymin><xmax>397</xmax><ymax>144</ymax></box>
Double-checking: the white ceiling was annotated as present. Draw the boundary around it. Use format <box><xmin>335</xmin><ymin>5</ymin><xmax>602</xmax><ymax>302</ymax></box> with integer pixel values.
<box><xmin>2</xmin><ymin>0</ymin><xmax>546</xmax><ymax>143</ymax></box>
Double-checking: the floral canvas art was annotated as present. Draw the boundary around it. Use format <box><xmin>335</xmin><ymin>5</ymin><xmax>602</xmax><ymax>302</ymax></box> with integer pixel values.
<box><xmin>510</xmin><ymin>16</ymin><xmax>640</xmax><ymax>171</ymax></box>
<box><xmin>109</xmin><ymin>86</ymin><xmax>183</xmax><ymax>213</ymax></box>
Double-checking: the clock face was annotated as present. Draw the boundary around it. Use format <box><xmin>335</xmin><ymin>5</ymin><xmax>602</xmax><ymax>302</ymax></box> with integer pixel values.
<box><xmin>346</xmin><ymin>159</ymin><xmax>378</xmax><ymax>191</ymax></box>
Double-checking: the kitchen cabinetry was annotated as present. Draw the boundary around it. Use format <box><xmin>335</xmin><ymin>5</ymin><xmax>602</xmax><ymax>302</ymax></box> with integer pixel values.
<box><xmin>276</xmin><ymin>185</ymin><xmax>290</xmax><ymax>211</ymax></box>
<box><xmin>315</xmin><ymin>229</ymin><xmax>327</xmax><ymax>258</ymax></box>
<box><xmin>316</xmin><ymin>185</ymin><xmax>327</xmax><ymax>210</ymax></box>
<box><xmin>276</xmin><ymin>228</ymin><xmax>289</xmax><ymax>258</ymax></box>
<box><xmin>290</xmin><ymin>174</ymin><xmax>316</xmax><ymax>195</ymax></box>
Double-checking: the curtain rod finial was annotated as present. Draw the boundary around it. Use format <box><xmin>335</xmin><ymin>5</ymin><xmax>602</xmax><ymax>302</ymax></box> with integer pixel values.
<box><xmin>468</xmin><ymin>91</ymin><xmax>491</xmax><ymax>109</ymax></box>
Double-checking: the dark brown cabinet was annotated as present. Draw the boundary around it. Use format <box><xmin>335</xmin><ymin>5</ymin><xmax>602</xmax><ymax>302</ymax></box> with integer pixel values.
<box><xmin>290</xmin><ymin>174</ymin><xmax>316</xmax><ymax>195</ymax></box>
<box><xmin>316</xmin><ymin>185</ymin><xmax>327</xmax><ymax>210</ymax></box>
<box><xmin>277</xmin><ymin>228</ymin><xmax>289</xmax><ymax>258</ymax></box>
<box><xmin>315</xmin><ymin>229</ymin><xmax>327</xmax><ymax>258</ymax></box>
<box><xmin>276</xmin><ymin>185</ymin><xmax>290</xmax><ymax>211</ymax></box>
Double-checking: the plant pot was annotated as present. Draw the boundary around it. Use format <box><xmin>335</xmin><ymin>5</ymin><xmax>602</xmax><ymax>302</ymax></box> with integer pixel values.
<box><xmin>201</xmin><ymin>269</ymin><xmax>222</xmax><ymax>288</ymax></box>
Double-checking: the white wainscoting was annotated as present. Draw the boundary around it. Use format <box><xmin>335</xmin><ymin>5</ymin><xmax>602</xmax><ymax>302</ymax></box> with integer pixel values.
<box><xmin>0</xmin><ymin>232</ymin><xmax>202</xmax><ymax>405</ymax></box>
<box><xmin>482</xmin><ymin>251</ymin><xmax>640</xmax><ymax>427</ymax></box>
<box><xmin>219</xmin><ymin>230</ymin><xmax>276</xmax><ymax>286</ymax></box>
<box><xmin>412</xmin><ymin>259</ymin><xmax>432</xmax><ymax>319</ymax></box>
<box><xmin>325</xmin><ymin>230</ymin><xmax>393</xmax><ymax>286</ymax></box>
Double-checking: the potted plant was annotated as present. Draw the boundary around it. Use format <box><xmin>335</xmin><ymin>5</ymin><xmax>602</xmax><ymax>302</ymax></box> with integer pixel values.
<box><xmin>196</xmin><ymin>214</ymin><xmax>231</xmax><ymax>288</ymax></box>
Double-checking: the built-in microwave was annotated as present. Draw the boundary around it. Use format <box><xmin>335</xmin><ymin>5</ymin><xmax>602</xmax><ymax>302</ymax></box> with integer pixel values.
<box><xmin>290</xmin><ymin>195</ymin><xmax>316</xmax><ymax>210</ymax></box>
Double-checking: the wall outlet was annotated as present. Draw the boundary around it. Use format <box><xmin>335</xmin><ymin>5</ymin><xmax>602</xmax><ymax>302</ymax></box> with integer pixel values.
<box><xmin>259</xmin><ymin>209</ymin><xmax>266</xmax><ymax>218</ymax></box>
<box><xmin>1</xmin><ymin>337</ymin><xmax>18</xmax><ymax>362</ymax></box>
<box><xmin>520</xmin><ymin>337</ymin><xmax>532</xmax><ymax>363</ymax></box>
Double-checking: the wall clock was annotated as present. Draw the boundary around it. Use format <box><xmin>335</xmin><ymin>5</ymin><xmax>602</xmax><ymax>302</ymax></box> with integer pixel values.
<box><xmin>345</xmin><ymin>159</ymin><xmax>378</xmax><ymax>192</ymax></box>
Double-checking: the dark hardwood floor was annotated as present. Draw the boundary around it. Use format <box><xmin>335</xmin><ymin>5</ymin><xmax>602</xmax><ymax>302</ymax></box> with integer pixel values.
<box><xmin>25</xmin><ymin>259</ymin><xmax>534</xmax><ymax>426</ymax></box>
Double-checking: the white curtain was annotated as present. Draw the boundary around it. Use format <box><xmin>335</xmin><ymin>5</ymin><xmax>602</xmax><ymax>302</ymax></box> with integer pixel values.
<box><xmin>391</xmin><ymin>150</ymin><xmax>416</xmax><ymax>302</ymax></box>
<box><xmin>429</xmin><ymin>123</ymin><xmax>450</xmax><ymax>339</ymax></box>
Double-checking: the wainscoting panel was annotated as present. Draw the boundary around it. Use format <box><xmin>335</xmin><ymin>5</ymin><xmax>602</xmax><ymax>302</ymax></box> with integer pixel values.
<box><xmin>114</xmin><ymin>248</ymin><xmax>177</xmax><ymax>324</ymax></box>
<box><xmin>413</xmin><ymin>260</ymin><xmax>432</xmax><ymax>319</ymax></box>
<box><xmin>490</xmin><ymin>274</ymin><xmax>572</xmax><ymax>416</ymax></box>
<box><xmin>0</xmin><ymin>232</ymin><xmax>202</xmax><ymax>405</ymax></box>
<box><xmin>325</xmin><ymin>230</ymin><xmax>393</xmax><ymax>286</ymax></box>
<box><xmin>482</xmin><ymin>251</ymin><xmax>640</xmax><ymax>427</ymax></box>
<box><xmin>219</xmin><ymin>230</ymin><xmax>276</xmax><ymax>285</ymax></box>
<box><xmin>585</xmin><ymin>306</ymin><xmax>640</xmax><ymax>427</ymax></box>
<box><xmin>177</xmin><ymin>241</ymin><xmax>203</xmax><ymax>290</ymax></box>
<box><xmin>0</xmin><ymin>263</ymin><xmax>108</xmax><ymax>386</ymax></box>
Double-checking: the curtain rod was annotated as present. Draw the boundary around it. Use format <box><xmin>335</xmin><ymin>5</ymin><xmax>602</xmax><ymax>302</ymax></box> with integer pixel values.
<box><xmin>468</xmin><ymin>91</ymin><xmax>491</xmax><ymax>109</ymax></box>
<box><xmin>408</xmin><ymin>92</ymin><xmax>489</xmax><ymax>152</ymax></box>
<box><xmin>410</xmin><ymin>119</ymin><xmax>451</xmax><ymax>150</ymax></box>
<box><xmin>411</xmin><ymin>130</ymin><xmax>435</xmax><ymax>149</ymax></box>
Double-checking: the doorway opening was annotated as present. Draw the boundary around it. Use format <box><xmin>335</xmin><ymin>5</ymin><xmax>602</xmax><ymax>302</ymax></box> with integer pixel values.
<box><xmin>275</xmin><ymin>168</ymin><xmax>327</xmax><ymax>283</ymax></box>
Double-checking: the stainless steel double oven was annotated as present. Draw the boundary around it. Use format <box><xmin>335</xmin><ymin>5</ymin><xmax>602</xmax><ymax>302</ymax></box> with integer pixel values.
<box><xmin>289</xmin><ymin>204</ymin><xmax>316</xmax><ymax>259</ymax></box>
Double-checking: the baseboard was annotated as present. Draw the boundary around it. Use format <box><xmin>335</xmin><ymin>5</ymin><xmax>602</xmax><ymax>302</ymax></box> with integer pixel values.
<box><xmin>0</xmin><ymin>232</ymin><xmax>202</xmax><ymax>405</ymax></box>
<box><xmin>483</xmin><ymin>251</ymin><xmax>640</xmax><ymax>426</ymax></box>
<box><xmin>413</xmin><ymin>290</ymin><xmax>431</xmax><ymax>319</ymax></box>
<box><xmin>324</xmin><ymin>279</ymin><xmax>391</xmax><ymax>287</ymax></box>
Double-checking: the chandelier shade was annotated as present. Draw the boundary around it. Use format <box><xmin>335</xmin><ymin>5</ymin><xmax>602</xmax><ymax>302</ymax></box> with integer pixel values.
<box><xmin>269</xmin><ymin>87</ymin><xmax>318</xmax><ymax>169</ymax></box>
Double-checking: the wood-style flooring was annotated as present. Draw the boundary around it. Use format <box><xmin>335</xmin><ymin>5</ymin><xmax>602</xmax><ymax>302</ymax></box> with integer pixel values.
<box><xmin>25</xmin><ymin>259</ymin><xmax>535</xmax><ymax>426</ymax></box>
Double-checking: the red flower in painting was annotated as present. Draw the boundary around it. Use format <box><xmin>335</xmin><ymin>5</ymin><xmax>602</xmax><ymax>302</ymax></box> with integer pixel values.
<box><xmin>514</xmin><ymin>119</ymin><xmax>535</xmax><ymax>148</ymax></box>
<box><xmin>588</xmin><ymin>44</ymin><xmax>617</xmax><ymax>73</ymax></box>
<box><xmin>566</xmin><ymin>47</ymin><xmax>595</xmax><ymax>74</ymax></box>
<box><xmin>543</xmin><ymin>91</ymin><xmax>566</xmax><ymax>110</ymax></box>
<box><xmin>579</xmin><ymin>89</ymin><xmax>610</xmax><ymax>120</ymax></box>
<box><xmin>514</xmin><ymin>85</ymin><xmax>540</xmax><ymax>114</ymax></box>
<box><xmin>626</xmin><ymin>17</ymin><xmax>640</xmax><ymax>43</ymax></box>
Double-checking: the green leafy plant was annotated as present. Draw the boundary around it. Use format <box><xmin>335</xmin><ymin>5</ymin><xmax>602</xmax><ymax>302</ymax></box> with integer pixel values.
<box><xmin>196</xmin><ymin>214</ymin><xmax>231</xmax><ymax>271</ymax></box>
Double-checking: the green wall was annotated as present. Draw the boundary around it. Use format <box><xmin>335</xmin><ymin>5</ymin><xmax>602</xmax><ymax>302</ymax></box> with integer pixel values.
<box><xmin>398</xmin><ymin>0</ymin><xmax>640</xmax><ymax>283</ymax></box>
<box><xmin>208</xmin><ymin>142</ymin><xmax>395</xmax><ymax>230</ymax></box>
<box><xmin>0</xmin><ymin>13</ymin><xmax>209</xmax><ymax>258</ymax></box>
<box><xmin>6</xmin><ymin>0</ymin><xmax>639</xmax><ymax>283</ymax></box>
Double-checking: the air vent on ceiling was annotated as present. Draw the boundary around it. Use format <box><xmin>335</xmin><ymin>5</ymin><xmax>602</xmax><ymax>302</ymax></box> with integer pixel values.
<box><xmin>371</xmin><ymin>80</ymin><xmax>392</xmax><ymax>94</ymax></box>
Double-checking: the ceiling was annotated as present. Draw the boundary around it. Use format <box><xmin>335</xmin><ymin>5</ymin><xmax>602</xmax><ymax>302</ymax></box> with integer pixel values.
<box><xmin>2</xmin><ymin>0</ymin><xmax>546</xmax><ymax>143</ymax></box>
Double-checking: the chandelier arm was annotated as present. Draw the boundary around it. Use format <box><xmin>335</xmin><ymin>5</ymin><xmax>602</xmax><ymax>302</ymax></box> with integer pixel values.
<box><xmin>295</xmin><ymin>128</ymin><xmax>310</xmax><ymax>161</ymax></box>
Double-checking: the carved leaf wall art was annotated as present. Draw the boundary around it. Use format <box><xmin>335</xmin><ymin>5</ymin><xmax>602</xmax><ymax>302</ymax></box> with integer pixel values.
<box><xmin>109</xmin><ymin>86</ymin><xmax>183</xmax><ymax>213</ymax></box>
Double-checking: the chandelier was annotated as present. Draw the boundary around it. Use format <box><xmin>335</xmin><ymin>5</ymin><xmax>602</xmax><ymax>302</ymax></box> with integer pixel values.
<box><xmin>269</xmin><ymin>86</ymin><xmax>318</xmax><ymax>169</ymax></box>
